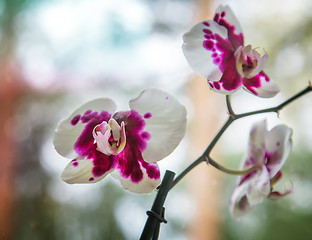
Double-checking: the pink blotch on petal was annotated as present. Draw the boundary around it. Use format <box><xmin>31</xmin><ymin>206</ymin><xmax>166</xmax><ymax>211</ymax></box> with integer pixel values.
<box><xmin>243</xmin><ymin>71</ymin><xmax>270</xmax><ymax>96</ymax></box>
<box><xmin>71</xmin><ymin>115</ymin><xmax>81</xmax><ymax>126</ymax></box>
<box><xmin>115</xmin><ymin>110</ymin><xmax>160</xmax><ymax>184</ymax></box>
<box><xmin>144</xmin><ymin>112</ymin><xmax>152</xmax><ymax>119</ymax></box>
<box><xmin>73</xmin><ymin>110</ymin><xmax>118</xmax><ymax>177</ymax></box>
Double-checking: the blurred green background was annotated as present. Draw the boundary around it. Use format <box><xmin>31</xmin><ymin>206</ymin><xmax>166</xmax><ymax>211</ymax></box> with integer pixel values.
<box><xmin>0</xmin><ymin>0</ymin><xmax>312</xmax><ymax>239</ymax></box>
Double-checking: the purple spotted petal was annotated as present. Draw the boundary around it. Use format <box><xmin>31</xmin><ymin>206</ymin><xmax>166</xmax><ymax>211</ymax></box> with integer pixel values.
<box><xmin>243</xmin><ymin>120</ymin><xmax>267</xmax><ymax>168</ymax></box>
<box><xmin>61</xmin><ymin>157</ymin><xmax>115</xmax><ymax>184</ymax></box>
<box><xmin>214</xmin><ymin>5</ymin><xmax>244</xmax><ymax>49</ymax></box>
<box><xmin>207</xmin><ymin>54</ymin><xmax>243</xmax><ymax>94</ymax></box>
<box><xmin>182</xmin><ymin>5</ymin><xmax>245</xmax><ymax>94</ymax></box>
<box><xmin>129</xmin><ymin>89</ymin><xmax>187</xmax><ymax>163</ymax></box>
<box><xmin>242</xmin><ymin>71</ymin><xmax>280</xmax><ymax>98</ymax></box>
<box><xmin>182</xmin><ymin>20</ymin><xmax>227</xmax><ymax>81</ymax></box>
<box><xmin>230</xmin><ymin>166</ymin><xmax>270</xmax><ymax>218</ymax></box>
<box><xmin>53</xmin><ymin>98</ymin><xmax>116</xmax><ymax>159</ymax></box>
<box><xmin>246</xmin><ymin>166</ymin><xmax>271</xmax><ymax>205</ymax></box>
<box><xmin>111</xmin><ymin>109</ymin><xmax>161</xmax><ymax>193</ymax></box>
<box><xmin>113</xmin><ymin>137</ymin><xmax>161</xmax><ymax>193</ymax></box>
<box><xmin>230</xmin><ymin>175</ymin><xmax>253</xmax><ymax>219</ymax></box>
<box><xmin>265</xmin><ymin>125</ymin><xmax>293</xmax><ymax>178</ymax></box>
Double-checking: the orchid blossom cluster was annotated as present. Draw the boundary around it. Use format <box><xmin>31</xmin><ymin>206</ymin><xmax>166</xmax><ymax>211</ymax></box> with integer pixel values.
<box><xmin>52</xmin><ymin>4</ymin><xmax>311</xmax><ymax>227</ymax></box>
<box><xmin>181</xmin><ymin>5</ymin><xmax>293</xmax><ymax>218</ymax></box>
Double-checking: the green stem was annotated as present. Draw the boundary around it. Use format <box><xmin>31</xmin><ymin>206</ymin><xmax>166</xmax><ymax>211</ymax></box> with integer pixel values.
<box><xmin>226</xmin><ymin>95</ymin><xmax>235</xmax><ymax>116</ymax></box>
<box><xmin>171</xmin><ymin>116</ymin><xmax>234</xmax><ymax>188</ymax></box>
<box><xmin>171</xmin><ymin>83</ymin><xmax>312</xmax><ymax>188</ymax></box>
<box><xmin>235</xmin><ymin>85</ymin><xmax>312</xmax><ymax>119</ymax></box>
<box><xmin>207</xmin><ymin>157</ymin><xmax>262</xmax><ymax>175</ymax></box>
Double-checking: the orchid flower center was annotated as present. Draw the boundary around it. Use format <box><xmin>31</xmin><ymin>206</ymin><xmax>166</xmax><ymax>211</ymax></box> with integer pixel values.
<box><xmin>92</xmin><ymin>118</ymin><xmax>126</xmax><ymax>155</ymax></box>
<box><xmin>235</xmin><ymin>45</ymin><xmax>268</xmax><ymax>79</ymax></box>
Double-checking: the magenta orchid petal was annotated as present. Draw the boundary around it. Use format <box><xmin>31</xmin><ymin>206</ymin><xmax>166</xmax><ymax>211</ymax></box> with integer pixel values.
<box><xmin>242</xmin><ymin>71</ymin><xmax>280</xmax><ymax>98</ymax></box>
<box><xmin>53</xmin><ymin>98</ymin><xmax>116</xmax><ymax>159</ymax></box>
<box><xmin>112</xmin><ymin>144</ymin><xmax>161</xmax><ymax>193</ymax></box>
<box><xmin>207</xmin><ymin>64</ymin><xmax>243</xmax><ymax>95</ymax></box>
<box><xmin>129</xmin><ymin>89</ymin><xmax>187</xmax><ymax>163</ymax></box>
<box><xmin>265</xmin><ymin>125</ymin><xmax>293</xmax><ymax>178</ymax></box>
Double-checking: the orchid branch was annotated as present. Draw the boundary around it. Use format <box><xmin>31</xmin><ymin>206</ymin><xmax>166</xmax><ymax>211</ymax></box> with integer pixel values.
<box><xmin>171</xmin><ymin>83</ymin><xmax>312</xmax><ymax>189</ymax></box>
<box><xmin>226</xmin><ymin>95</ymin><xmax>235</xmax><ymax>116</ymax></box>
<box><xmin>206</xmin><ymin>156</ymin><xmax>262</xmax><ymax>175</ymax></box>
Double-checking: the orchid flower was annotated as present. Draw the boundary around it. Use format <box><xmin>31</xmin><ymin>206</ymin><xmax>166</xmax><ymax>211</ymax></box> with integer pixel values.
<box><xmin>53</xmin><ymin>89</ymin><xmax>187</xmax><ymax>194</ymax></box>
<box><xmin>230</xmin><ymin>120</ymin><xmax>293</xmax><ymax>218</ymax></box>
<box><xmin>182</xmin><ymin>5</ymin><xmax>279</xmax><ymax>97</ymax></box>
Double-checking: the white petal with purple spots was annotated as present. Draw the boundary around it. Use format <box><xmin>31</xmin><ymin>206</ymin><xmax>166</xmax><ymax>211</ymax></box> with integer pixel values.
<box><xmin>265</xmin><ymin>124</ymin><xmax>293</xmax><ymax>178</ymax></box>
<box><xmin>53</xmin><ymin>98</ymin><xmax>116</xmax><ymax>159</ymax></box>
<box><xmin>243</xmin><ymin>72</ymin><xmax>280</xmax><ymax>98</ymax></box>
<box><xmin>61</xmin><ymin>158</ymin><xmax>109</xmax><ymax>184</ymax></box>
<box><xmin>129</xmin><ymin>89</ymin><xmax>187</xmax><ymax>163</ymax></box>
<box><xmin>112</xmin><ymin>161</ymin><xmax>161</xmax><ymax>194</ymax></box>
<box><xmin>182</xmin><ymin>20</ymin><xmax>227</xmax><ymax>81</ymax></box>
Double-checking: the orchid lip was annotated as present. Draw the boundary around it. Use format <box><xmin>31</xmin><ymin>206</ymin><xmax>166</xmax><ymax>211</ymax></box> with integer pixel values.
<box><xmin>92</xmin><ymin>118</ymin><xmax>126</xmax><ymax>155</ymax></box>
<box><xmin>235</xmin><ymin>45</ymin><xmax>268</xmax><ymax>79</ymax></box>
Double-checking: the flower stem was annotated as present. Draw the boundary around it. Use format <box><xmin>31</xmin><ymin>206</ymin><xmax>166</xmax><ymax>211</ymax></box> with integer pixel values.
<box><xmin>235</xmin><ymin>84</ymin><xmax>312</xmax><ymax>119</ymax></box>
<box><xmin>226</xmin><ymin>95</ymin><xmax>235</xmax><ymax>116</ymax></box>
<box><xmin>171</xmin><ymin>83</ymin><xmax>312</xmax><ymax>189</ymax></box>
<box><xmin>207</xmin><ymin>156</ymin><xmax>262</xmax><ymax>175</ymax></box>
<box><xmin>171</xmin><ymin>116</ymin><xmax>234</xmax><ymax>188</ymax></box>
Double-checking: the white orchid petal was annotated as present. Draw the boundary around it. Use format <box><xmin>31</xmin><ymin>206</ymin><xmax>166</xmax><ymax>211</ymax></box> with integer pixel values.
<box><xmin>269</xmin><ymin>181</ymin><xmax>293</xmax><ymax>200</ymax></box>
<box><xmin>234</xmin><ymin>45</ymin><xmax>245</xmax><ymax>77</ymax></box>
<box><xmin>129</xmin><ymin>89</ymin><xmax>187</xmax><ymax>163</ymax></box>
<box><xmin>246</xmin><ymin>166</ymin><xmax>271</xmax><ymax>205</ymax></box>
<box><xmin>53</xmin><ymin>99</ymin><xmax>116</xmax><ymax>159</ymax></box>
<box><xmin>109</xmin><ymin>118</ymin><xmax>121</xmax><ymax>141</ymax></box>
<box><xmin>61</xmin><ymin>158</ymin><xmax>108</xmax><ymax>184</ymax></box>
<box><xmin>230</xmin><ymin>166</ymin><xmax>270</xmax><ymax>218</ymax></box>
<box><xmin>265</xmin><ymin>125</ymin><xmax>293</xmax><ymax>178</ymax></box>
<box><xmin>230</xmin><ymin>178</ymin><xmax>253</xmax><ymax>219</ymax></box>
